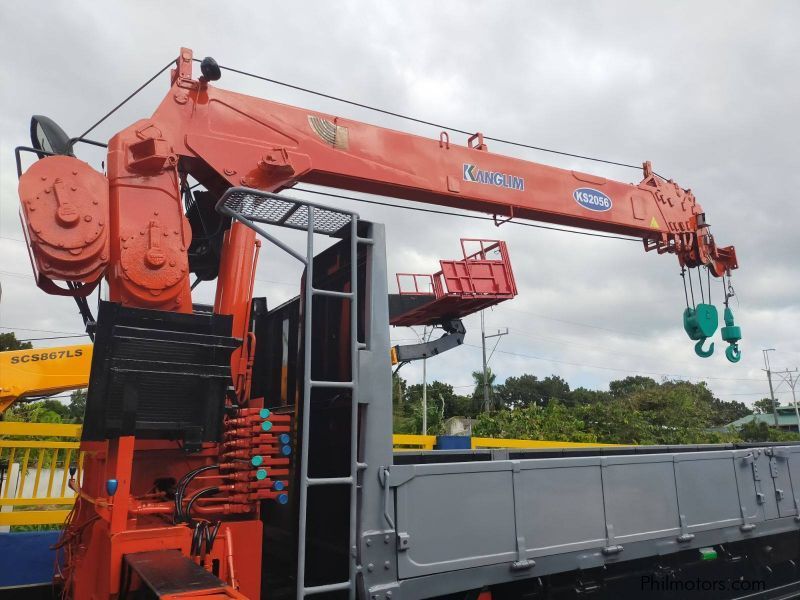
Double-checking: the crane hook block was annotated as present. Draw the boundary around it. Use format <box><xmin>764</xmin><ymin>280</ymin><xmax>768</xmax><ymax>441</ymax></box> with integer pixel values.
<box><xmin>720</xmin><ymin>306</ymin><xmax>742</xmax><ymax>363</ymax></box>
<box><xmin>683</xmin><ymin>304</ymin><xmax>719</xmax><ymax>341</ymax></box>
<box><xmin>684</xmin><ymin>304</ymin><xmax>718</xmax><ymax>359</ymax></box>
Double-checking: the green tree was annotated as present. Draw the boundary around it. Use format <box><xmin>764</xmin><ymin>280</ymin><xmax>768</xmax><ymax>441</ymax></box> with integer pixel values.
<box><xmin>609</xmin><ymin>376</ymin><xmax>658</xmax><ymax>398</ymax></box>
<box><xmin>753</xmin><ymin>397</ymin><xmax>778</xmax><ymax>414</ymax></box>
<box><xmin>495</xmin><ymin>374</ymin><xmax>571</xmax><ymax>408</ymax></box>
<box><xmin>629</xmin><ymin>382</ymin><xmax>715</xmax><ymax>444</ymax></box>
<box><xmin>404</xmin><ymin>381</ymin><xmax>473</xmax><ymax>434</ymax></box>
<box><xmin>67</xmin><ymin>389</ymin><xmax>87</xmax><ymax>422</ymax></box>
<box><xmin>473</xmin><ymin>402</ymin><xmax>596</xmax><ymax>442</ymax></box>
<box><xmin>6</xmin><ymin>400</ymin><xmax>65</xmax><ymax>424</ymax></box>
<box><xmin>392</xmin><ymin>373</ymin><xmax>406</xmax><ymax>405</ymax></box>
<box><xmin>392</xmin><ymin>374</ymin><xmax>415</xmax><ymax>433</ymax></box>
<box><xmin>537</xmin><ymin>375</ymin><xmax>571</xmax><ymax>406</ymax></box>
<box><xmin>444</xmin><ymin>394</ymin><xmax>478</xmax><ymax>419</ymax></box>
<box><xmin>739</xmin><ymin>420</ymin><xmax>800</xmax><ymax>442</ymax></box>
<box><xmin>707</xmin><ymin>396</ymin><xmax>751</xmax><ymax>426</ymax></box>
<box><xmin>579</xmin><ymin>398</ymin><xmax>656</xmax><ymax>445</ymax></box>
<box><xmin>494</xmin><ymin>374</ymin><xmax>540</xmax><ymax>408</ymax></box>
<box><xmin>568</xmin><ymin>387</ymin><xmax>612</xmax><ymax>406</ymax></box>
<box><xmin>0</xmin><ymin>332</ymin><xmax>32</xmax><ymax>351</ymax></box>
<box><xmin>472</xmin><ymin>368</ymin><xmax>497</xmax><ymax>411</ymax></box>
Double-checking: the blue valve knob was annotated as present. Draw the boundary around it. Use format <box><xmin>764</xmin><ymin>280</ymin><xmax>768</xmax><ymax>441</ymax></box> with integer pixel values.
<box><xmin>251</xmin><ymin>455</ymin><xmax>263</xmax><ymax>467</ymax></box>
<box><xmin>281</xmin><ymin>445</ymin><xmax>292</xmax><ymax>456</ymax></box>
<box><xmin>256</xmin><ymin>469</ymin><xmax>268</xmax><ymax>481</ymax></box>
<box><xmin>278</xmin><ymin>433</ymin><xmax>290</xmax><ymax>445</ymax></box>
<box><xmin>273</xmin><ymin>480</ymin><xmax>285</xmax><ymax>491</ymax></box>
<box><xmin>277</xmin><ymin>493</ymin><xmax>289</xmax><ymax>505</ymax></box>
<box><xmin>106</xmin><ymin>479</ymin><xmax>119</xmax><ymax>496</ymax></box>
<box><xmin>261</xmin><ymin>421</ymin><xmax>273</xmax><ymax>432</ymax></box>
<box><xmin>259</xmin><ymin>408</ymin><xmax>271</xmax><ymax>419</ymax></box>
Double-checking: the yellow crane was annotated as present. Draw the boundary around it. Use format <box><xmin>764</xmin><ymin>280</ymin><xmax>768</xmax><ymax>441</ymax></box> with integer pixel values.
<box><xmin>0</xmin><ymin>344</ymin><xmax>92</xmax><ymax>413</ymax></box>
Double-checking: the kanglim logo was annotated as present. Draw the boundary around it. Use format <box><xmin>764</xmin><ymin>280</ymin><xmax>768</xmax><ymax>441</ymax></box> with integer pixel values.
<box><xmin>463</xmin><ymin>164</ymin><xmax>525</xmax><ymax>191</ymax></box>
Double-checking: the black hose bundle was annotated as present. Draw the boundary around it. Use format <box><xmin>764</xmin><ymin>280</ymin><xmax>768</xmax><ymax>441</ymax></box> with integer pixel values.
<box><xmin>174</xmin><ymin>465</ymin><xmax>219</xmax><ymax>523</ymax></box>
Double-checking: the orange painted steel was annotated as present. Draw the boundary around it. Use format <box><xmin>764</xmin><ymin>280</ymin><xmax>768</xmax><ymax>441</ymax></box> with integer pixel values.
<box><xmin>60</xmin><ymin>434</ymin><xmax>267</xmax><ymax>598</ymax></box>
<box><xmin>18</xmin><ymin>156</ymin><xmax>109</xmax><ymax>295</ymax></box>
<box><xmin>393</xmin><ymin>238</ymin><xmax>517</xmax><ymax>326</ymax></box>
<box><xmin>19</xmin><ymin>47</ymin><xmax>736</xmax><ymax>320</ymax></box>
<box><xmin>14</xmin><ymin>47</ymin><xmax>741</xmax><ymax>599</ymax></box>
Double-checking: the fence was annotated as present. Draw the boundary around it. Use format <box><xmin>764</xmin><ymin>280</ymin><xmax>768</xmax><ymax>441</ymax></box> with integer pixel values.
<box><xmin>0</xmin><ymin>422</ymin><xmax>83</xmax><ymax>527</ymax></box>
<box><xmin>392</xmin><ymin>434</ymin><xmax>622</xmax><ymax>451</ymax></box>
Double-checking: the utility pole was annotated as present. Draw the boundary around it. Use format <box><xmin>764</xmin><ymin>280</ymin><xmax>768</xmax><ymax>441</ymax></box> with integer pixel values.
<box><xmin>421</xmin><ymin>326</ymin><xmax>431</xmax><ymax>435</ymax></box>
<box><xmin>481</xmin><ymin>311</ymin><xmax>488</xmax><ymax>412</ymax></box>
<box><xmin>762</xmin><ymin>349</ymin><xmax>779</xmax><ymax>427</ymax></box>
<box><xmin>481</xmin><ymin>311</ymin><xmax>508</xmax><ymax>412</ymax></box>
<box><xmin>773</xmin><ymin>368</ymin><xmax>799</xmax><ymax>433</ymax></box>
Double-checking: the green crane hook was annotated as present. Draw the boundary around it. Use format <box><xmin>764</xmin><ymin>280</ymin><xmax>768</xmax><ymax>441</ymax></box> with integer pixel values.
<box><xmin>683</xmin><ymin>304</ymin><xmax>719</xmax><ymax>358</ymax></box>
<box><xmin>694</xmin><ymin>338</ymin><xmax>715</xmax><ymax>358</ymax></box>
<box><xmin>720</xmin><ymin>306</ymin><xmax>742</xmax><ymax>363</ymax></box>
<box><xmin>725</xmin><ymin>344</ymin><xmax>741</xmax><ymax>363</ymax></box>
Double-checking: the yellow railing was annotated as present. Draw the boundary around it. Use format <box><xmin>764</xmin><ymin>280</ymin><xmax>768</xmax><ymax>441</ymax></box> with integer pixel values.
<box><xmin>392</xmin><ymin>434</ymin><xmax>437</xmax><ymax>451</ymax></box>
<box><xmin>391</xmin><ymin>434</ymin><xmax>624</xmax><ymax>451</ymax></box>
<box><xmin>470</xmin><ymin>437</ymin><xmax>623</xmax><ymax>449</ymax></box>
<box><xmin>0</xmin><ymin>422</ymin><xmax>83</xmax><ymax>527</ymax></box>
<box><xmin>0</xmin><ymin>425</ymin><xmax>618</xmax><ymax>526</ymax></box>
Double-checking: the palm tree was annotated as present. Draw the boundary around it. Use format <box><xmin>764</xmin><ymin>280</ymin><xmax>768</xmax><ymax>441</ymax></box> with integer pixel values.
<box><xmin>472</xmin><ymin>368</ymin><xmax>498</xmax><ymax>412</ymax></box>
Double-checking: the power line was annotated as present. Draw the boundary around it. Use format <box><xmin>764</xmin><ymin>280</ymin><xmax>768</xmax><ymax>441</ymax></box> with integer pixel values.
<box><xmin>204</xmin><ymin>59</ymin><xmax>668</xmax><ymax>179</ymax></box>
<box><xmin>18</xmin><ymin>393</ymin><xmax>82</xmax><ymax>402</ymax></box>
<box><xmin>0</xmin><ymin>270</ymin><xmax>31</xmax><ymax>279</ymax></box>
<box><xmin>495</xmin><ymin>324</ymin><xmax>762</xmax><ymax>377</ymax></box>
<box><xmin>16</xmin><ymin>334</ymin><xmax>89</xmax><ymax>342</ymax></box>
<box><xmin>460</xmin><ymin>342</ymin><xmax>762</xmax><ymax>382</ymax></box>
<box><xmin>0</xmin><ymin>325</ymin><xmax>86</xmax><ymax>335</ymax></box>
<box><xmin>501</xmin><ymin>306</ymin><xmax>644</xmax><ymax>337</ymax></box>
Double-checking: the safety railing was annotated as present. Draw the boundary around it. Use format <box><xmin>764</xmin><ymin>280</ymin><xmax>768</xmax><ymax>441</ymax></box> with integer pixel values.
<box><xmin>470</xmin><ymin>437</ymin><xmax>623</xmax><ymax>449</ymax></box>
<box><xmin>0</xmin><ymin>422</ymin><xmax>83</xmax><ymax>527</ymax></box>
<box><xmin>392</xmin><ymin>434</ymin><xmax>437</xmax><ymax>451</ymax></box>
<box><xmin>391</xmin><ymin>434</ymin><xmax>623</xmax><ymax>451</ymax></box>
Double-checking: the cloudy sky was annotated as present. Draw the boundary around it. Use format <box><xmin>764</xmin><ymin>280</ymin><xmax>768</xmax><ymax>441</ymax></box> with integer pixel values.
<box><xmin>1</xmin><ymin>2</ymin><xmax>798</xmax><ymax>407</ymax></box>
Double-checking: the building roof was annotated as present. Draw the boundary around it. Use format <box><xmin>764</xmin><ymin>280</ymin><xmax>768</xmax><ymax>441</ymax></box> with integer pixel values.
<box><xmin>727</xmin><ymin>406</ymin><xmax>800</xmax><ymax>428</ymax></box>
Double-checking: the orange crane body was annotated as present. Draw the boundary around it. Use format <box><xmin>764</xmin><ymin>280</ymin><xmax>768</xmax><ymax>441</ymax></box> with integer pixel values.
<box><xmin>12</xmin><ymin>48</ymin><xmax>741</xmax><ymax>600</ymax></box>
<box><xmin>19</xmin><ymin>47</ymin><xmax>736</xmax><ymax>322</ymax></box>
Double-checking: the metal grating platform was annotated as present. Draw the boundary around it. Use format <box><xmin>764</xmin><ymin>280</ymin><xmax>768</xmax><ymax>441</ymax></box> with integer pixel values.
<box><xmin>217</xmin><ymin>188</ymin><xmax>352</xmax><ymax>235</ymax></box>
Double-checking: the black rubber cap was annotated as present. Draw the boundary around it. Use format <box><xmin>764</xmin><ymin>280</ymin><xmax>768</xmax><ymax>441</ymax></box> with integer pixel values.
<box><xmin>200</xmin><ymin>56</ymin><xmax>221</xmax><ymax>81</ymax></box>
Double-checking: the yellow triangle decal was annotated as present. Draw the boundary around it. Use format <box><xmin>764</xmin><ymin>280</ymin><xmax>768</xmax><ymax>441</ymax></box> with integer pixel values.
<box><xmin>650</xmin><ymin>217</ymin><xmax>660</xmax><ymax>229</ymax></box>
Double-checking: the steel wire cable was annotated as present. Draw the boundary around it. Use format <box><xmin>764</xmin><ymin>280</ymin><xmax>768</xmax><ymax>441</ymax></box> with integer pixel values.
<box><xmin>196</xmin><ymin>59</ymin><xmax>670</xmax><ymax>179</ymax></box>
<box><xmin>292</xmin><ymin>187</ymin><xmax>641</xmax><ymax>243</ymax></box>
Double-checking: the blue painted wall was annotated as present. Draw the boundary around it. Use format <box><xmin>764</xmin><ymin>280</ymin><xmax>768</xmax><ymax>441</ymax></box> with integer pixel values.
<box><xmin>0</xmin><ymin>531</ymin><xmax>59</xmax><ymax>588</ymax></box>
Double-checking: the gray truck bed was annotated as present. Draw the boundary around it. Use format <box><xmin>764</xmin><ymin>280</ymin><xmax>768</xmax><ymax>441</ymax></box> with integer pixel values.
<box><xmin>365</xmin><ymin>443</ymin><xmax>800</xmax><ymax>598</ymax></box>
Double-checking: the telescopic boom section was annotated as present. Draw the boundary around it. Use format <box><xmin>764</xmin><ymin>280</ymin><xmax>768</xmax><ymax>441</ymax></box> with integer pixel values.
<box><xmin>18</xmin><ymin>47</ymin><xmax>737</xmax><ymax>321</ymax></box>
